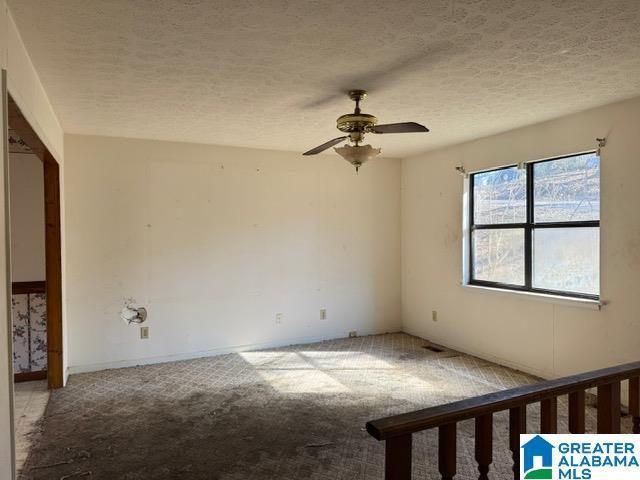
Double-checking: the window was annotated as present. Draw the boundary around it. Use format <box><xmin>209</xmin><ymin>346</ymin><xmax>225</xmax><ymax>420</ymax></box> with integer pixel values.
<box><xmin>469</xmin><ymin>152</ymin><xmax>600</xmax><ymax>299</ymax></box>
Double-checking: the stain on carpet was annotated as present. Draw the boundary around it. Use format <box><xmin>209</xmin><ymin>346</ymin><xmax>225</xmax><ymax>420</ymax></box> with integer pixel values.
<box><xmin>19</xmin><ymin>333</ymin><xmax>634</xmax><ymax>479</ymax></box>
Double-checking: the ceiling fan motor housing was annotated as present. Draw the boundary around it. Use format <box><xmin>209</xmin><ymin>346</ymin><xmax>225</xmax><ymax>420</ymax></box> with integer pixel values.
<box><xmin>336</xmin><ymin>89</ymin><xmax>378</xmax><ymax>144</ymax></box>
<box><xmin>336</xmin><ymin>113</ymin><xmax>378</xmax><ymax>133</ymax></box>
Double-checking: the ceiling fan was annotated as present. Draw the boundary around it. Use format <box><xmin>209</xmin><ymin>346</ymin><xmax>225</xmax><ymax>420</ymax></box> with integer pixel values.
<box><xmin>303</xmin><ymin>90</ymin><xmax>429</xmax><ymax>171</ymax></box>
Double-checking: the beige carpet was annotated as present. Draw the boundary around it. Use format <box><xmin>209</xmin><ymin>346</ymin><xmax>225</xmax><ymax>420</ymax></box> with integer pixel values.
<box><xmin>21</xmin><ymin>333</ymin><xmax>633</xmax><ymax>479</ymax></box>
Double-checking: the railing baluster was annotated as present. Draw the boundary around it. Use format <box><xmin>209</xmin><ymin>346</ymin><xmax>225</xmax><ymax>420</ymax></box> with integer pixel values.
<box><xmin>439</xmin><ymin>423</ymin><xmax>457</xmax><ymax>480</ymax></box>
<box><xmin>384</xmin><ymin>434</ymin><xmax>412</xmax><ymax>480</ymax></box>
<box><xmin>509</xmin><ymin>406</ymin><xmax>526</xmax><ymax>480</ymax></box>
<box><xmin>366</xmin><ymin>363</ymin><xmax>640</xmax><ymax>479</ymax></box>
<box><xmin>540</xmin><ymin>397</ymin><xmax>557</xmax><ymax>433</ymax></box>
<box><xmin>630</xmin><ymin>377</ymin><xmax>640</xmax><ymax>434</ymax></box>
<box><xmin>597</xmin><ymin>381</ymin><xmax>621</xmax><ymax>433</ymax></box>
<box><xmin>568</xmin><ymin>390</ymin><xmax>586</xmax><ymax>433</ymax></box>
<box><xmin>475</xmin><ymin>414</ymin><xmax>492</xmax><ymax>480</ymax></box>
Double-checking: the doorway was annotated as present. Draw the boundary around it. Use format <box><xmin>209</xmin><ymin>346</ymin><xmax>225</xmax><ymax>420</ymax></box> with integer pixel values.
<box><xmin>9</xmin><ymin>141</ymin><xmax>48</xmax><ymax>383</ymax></box>
<box><xmin>7</xmin><ymin>94</ymin><xmax>63</xmax><ymax>390</ymax></box>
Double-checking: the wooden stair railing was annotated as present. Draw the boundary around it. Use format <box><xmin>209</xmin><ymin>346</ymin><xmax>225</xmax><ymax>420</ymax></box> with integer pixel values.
<box><xmin>366</xmin><ymin>361</ymin><xmax>640</xmax><ymax>480</ymax></box>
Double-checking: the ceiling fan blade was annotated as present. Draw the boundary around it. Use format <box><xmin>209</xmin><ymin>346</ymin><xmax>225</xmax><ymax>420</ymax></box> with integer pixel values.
<box><xmin>303</xmin><ymin>136</ymin><xmax>348</xmax><ymax>155</ymax></box>
<box><xmin>371</xmin><ymin>122</ymin><xmax>429</xmax><ymax>134</ymax></box>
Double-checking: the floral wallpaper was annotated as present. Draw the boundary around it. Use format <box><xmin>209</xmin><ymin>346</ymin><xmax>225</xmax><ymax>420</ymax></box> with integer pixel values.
<box><xmin>12</xmin><ymin>292</ymin><xmax>47</xmax><ymax>373</ymax></box>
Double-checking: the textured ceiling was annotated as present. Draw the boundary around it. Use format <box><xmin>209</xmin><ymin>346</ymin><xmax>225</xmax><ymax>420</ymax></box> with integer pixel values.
<box><xmin>7</xmin><ymin>0</ymin><xmax>640</xmax><ymax>157</ymax></box>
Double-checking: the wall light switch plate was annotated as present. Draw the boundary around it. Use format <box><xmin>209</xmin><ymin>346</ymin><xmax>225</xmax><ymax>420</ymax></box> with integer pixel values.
<box><xmin>432</xmin><ymin>310</ymin><xmax>438</xmax><ymax>322</ymax></box>
<box><xmin>320</xmin><ymin>309</ymin><xmax>327</xmax><ymax>320</ymax></box>
<box><xmin>140</xmin><ymin>326</ymin><xmax>149</xmax><ymax>339</ymax></box>
<box><xmin>276</xmin><ymin>313</ymin><xmax>283</xmax><ymax>324</ymax></box>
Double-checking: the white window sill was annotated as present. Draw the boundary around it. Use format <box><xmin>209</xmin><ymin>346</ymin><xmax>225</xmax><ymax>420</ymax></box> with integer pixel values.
<box><xmin>460</xmin><ymin>283</ymin><xmax>603</xmax><ymax>310</ymax></box>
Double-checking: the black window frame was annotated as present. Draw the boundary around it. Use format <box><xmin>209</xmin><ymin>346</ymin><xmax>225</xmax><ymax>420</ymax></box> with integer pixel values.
<box><xmin>468</xmin><ymin>152</ymin><xmax>600</xmax><ymax>301</ymax></box>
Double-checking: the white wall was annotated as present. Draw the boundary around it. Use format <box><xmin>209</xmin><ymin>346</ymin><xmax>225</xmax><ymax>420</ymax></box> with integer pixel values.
<box><xmin>5</xmin><ymin>6</ymin><xmax>67</xmax><ymax>388</ymax></box>
<box><xmin>6</xmin><ymin>11</ymin><xmax>63</xmax><ymax>162</ymax></box>
<box><xmin>64</xmin><ymin>135</ymin><xmax>401</xmax><ymax>372</ymax></box>
<box><xmin>0</xmin><ymin>3</ymin><xmax>65</xmax><ymax>477</ymax></box>
<box><xmin>6</xmin><ymin>5</ymin><xmax>68</xmax><ymax>386</ymax></box>
<box><xmin>9</xmin><ymin>153</ymin><xmax>44</xmax><ymax>282</ymax></box>
<box><xmin>402</xmin><ymin>96</ymin><xmax>640</xmax><ymax>380</ymax></box>
<box><xmin>0</xmin><ymin>3</ymin><xmax>12</xmax><ymax>469</ymax></box>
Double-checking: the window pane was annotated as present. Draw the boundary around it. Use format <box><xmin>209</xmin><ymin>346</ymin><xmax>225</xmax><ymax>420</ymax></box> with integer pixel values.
<box><xmin>473</xmin><ymin>229</ymin><xmax>525</xmax><ymax>285</ymax></box>
<box><xmin>473</xmin><ymin>167</ymin><xmax>526</xmax><ymax>224</ymax></box>
<box><xmin>533</xmin><ymin>227</ymin><xmax>599</xmax><ymax>295</ymax></box>
<box><xmin>534</xmin><ymin>153</ymin><xmax>600</xmax><ymax>222</ymax></box>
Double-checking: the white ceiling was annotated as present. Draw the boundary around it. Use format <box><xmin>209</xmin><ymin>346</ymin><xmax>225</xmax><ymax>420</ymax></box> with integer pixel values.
<box><xmin>7</xmin><ymin>0</ymin><xmax>640</xmax><ymax>157</ymax></box>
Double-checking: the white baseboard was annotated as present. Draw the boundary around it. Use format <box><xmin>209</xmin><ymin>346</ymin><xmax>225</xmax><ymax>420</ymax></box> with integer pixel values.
<box><xmin>66</xmin><ymin>325</ymin><xmax>632</xmax><ymax>408</ymax></box>
<box><xmin>401</xmin><ymin>325</ymin><xmax>554</xmax><ymax>380</ymax></box>
<box><xmin>402</xmin><ymin>326</ymin><xmax>633</xmax><ymax>407</ymax></box>
<box><xmin>67</xmin><ymin>325</ymin><xmax>402</xmax><ymax>375</ymax></box>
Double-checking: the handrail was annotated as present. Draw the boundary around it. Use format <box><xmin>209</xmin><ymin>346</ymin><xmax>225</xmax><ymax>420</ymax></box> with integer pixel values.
<box><xmin>367</xmin><ymin>360</ymin><xmax>640</xmax><ymax>440</ymax></box>
<box><xmin>366</xmin><ymin>360</ymin><xmax>640</xmax><ymax>480</ymax></box>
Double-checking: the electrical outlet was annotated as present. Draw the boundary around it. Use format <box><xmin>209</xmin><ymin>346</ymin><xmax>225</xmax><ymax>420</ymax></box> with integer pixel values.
<box><xmin>320</xmin><ymin>308</ymin><xmax>327</xmax><ymax>320</ymax></box>
<box><xmin>432</xmin><ymin>310</ymin><xmax>438</xmax><ymax>322</ymax></box>
<box><xmin>276</xmin><ymin>313</ymin><xmax>283</xmax><ymax>324</ymax></box>
<box><xmin>349</xmin><ymin>331</ymin><xmax>357</xmax><ymax>338</ymax></box>
<box><xmin>140</xmin><ymin>326</ymin><xmax>149</xmax><ymax>339</ymax></box>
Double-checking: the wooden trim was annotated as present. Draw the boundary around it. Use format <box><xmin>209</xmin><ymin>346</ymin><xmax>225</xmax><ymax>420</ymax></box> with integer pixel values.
<box><xmin>14</xmin><ymin>370</ymin><xmax>47</xmax><ymax>383</ymax></box>
<box><xmin>11</xmin><ymin>280</ymin><xmax>45</xmax><ymax>295</ymax></box>
<box><xmin>43</xmin><ymin>153</ymin><xmax>63</xmax><ymax>389</ymax></box>
<box><xmin>8</xmin><ymin>94</ymin><xmax>64</xmax><ymax>389</ymax></box>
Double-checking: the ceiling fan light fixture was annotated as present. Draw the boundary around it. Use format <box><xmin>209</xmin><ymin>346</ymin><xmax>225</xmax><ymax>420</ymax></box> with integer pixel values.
<box><xmin>334</xmin><ymin>144</ymin><xmax>381</xmax><ymax>172</ymax></box>
<box><xmin>302</xmin><ymin>90</ymin><xmax>429</xmax><ymax>171</ymax></box>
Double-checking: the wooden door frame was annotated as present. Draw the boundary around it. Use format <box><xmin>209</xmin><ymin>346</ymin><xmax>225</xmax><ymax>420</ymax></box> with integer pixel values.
<box><xmin>8</xmin><ymin>94</ymin><xmax>63</xmax><ymax>389</ymax></box>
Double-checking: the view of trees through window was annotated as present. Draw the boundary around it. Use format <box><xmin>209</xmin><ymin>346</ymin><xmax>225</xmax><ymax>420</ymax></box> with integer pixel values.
<box><xmin>470</xmin><ymin>153</ymin><xmax>600</xmax><ymax>298</ymax></box>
